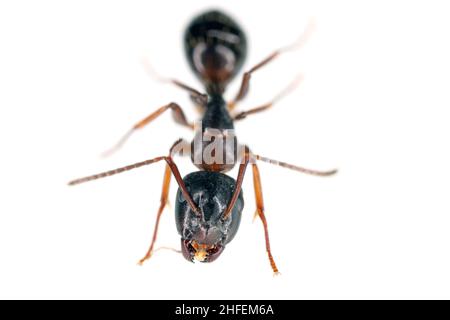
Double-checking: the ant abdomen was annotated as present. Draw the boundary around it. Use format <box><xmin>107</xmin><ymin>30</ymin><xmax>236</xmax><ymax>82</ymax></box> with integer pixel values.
<box><xmin>184</xmin><ymin>10</ymin><xmax>247</xmax><ymax>94</ymax></box>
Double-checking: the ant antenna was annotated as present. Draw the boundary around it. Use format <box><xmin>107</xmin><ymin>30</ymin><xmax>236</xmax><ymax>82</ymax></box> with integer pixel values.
<box><xmin>70</xmin><ymin>139</ymin><xmax>201</xmax><ymax>215</ymax></box>
<box><xmin>254</xmin><ymin>154</ymin><xmax>337</xmax><ymax>176</ymax></box>
<box><xmin>68</xmin><ymin>156</ymin><xmax>166</xmax><ymax>186</ymax></box>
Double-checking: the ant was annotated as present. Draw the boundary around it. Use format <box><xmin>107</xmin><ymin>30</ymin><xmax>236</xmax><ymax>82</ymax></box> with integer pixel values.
<box><xmin>69</xmin><ymin>10</ymin><xmax>337</xmax><ymax>275</ymax></box>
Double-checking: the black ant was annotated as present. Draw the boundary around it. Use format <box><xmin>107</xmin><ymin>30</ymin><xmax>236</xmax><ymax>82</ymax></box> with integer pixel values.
<box><xmin>69</xmin><ymin>10</ymin><xmax>337</xmax><ymax>275</ymax></box>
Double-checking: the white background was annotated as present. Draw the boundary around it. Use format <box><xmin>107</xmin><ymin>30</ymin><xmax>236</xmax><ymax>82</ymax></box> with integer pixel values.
<box><xmin>0</xmin><ymin>0</ymin><xmax>449</xmax><ymax>299</ymax></box>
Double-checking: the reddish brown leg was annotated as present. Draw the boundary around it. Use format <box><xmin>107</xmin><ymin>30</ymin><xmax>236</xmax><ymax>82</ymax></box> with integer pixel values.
<box><xmin>142</xmin><ymin>57</ymin><xmax>208</xmax><ymax>106</ymax></box>
<box><xmin>252</xmin><ymin>163</ymin><xmax>280</xmax><ymax>275</ymax></box>
<box><xmin>233</xmin><ymin>75</ymin><xmax>303</xmax><ymax>120</ymax></box>
<box><xmin>137</xmin><ymin>163</ymin><xmax>172</xmax><ymax>265</ymax></box>
<box><xmin>228</xmin><ymin>22</ymin><xmax>314</xmax><ymax>111</ymax></box>
<box><xmin>219</xmin><ymin>146</ymin><xmax>280</xmax><ymax>275</ymax></box>
<box><xmin>102</xmin><ymin>102</ymin><xmax>193</xmax><ymax>157</ymax></box>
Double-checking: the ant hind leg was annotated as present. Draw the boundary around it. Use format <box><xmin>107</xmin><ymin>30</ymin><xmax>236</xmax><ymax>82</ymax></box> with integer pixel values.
<box><xmin>228</xmin><ymin>20</ymin><xmax>314</xmax><ymax>110</ymax></box>
<box><xmin>232</xmin><ymin>74</ymin><xmax>303</xmax><ymax>121</ymax></box>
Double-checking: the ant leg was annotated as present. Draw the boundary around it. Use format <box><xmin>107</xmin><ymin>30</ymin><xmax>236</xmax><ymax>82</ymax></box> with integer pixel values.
<box><xmin>137</xmin><ymin>162</ymin><xmax>172</xmax><ymax>265</ymax></box>
<box><xmin>228</xmin><ymin>21</ymin><xmax>314</xmax><ymax>111</ymax></box>
<box><xmin>142</xmin><ymin>57</ymin><xmax>208</xmax><ymax>107</ymax></box>
<box><xmin>134</xmin><ymin>139</ymin><xmax>193</xmax><ymax>264</ymax></box>
<box><xmin>251</xmin><ymin>163</ymin><xmax>280</xmax><ymax>275</ymax></box>
<box><xmin>102</xmin><ymin>102</ymin><xmax>193</xmax><ymax>157</ymax></box>
<box><xmin>233</xmin><ymin>74</ymin><xmax>303</xmax><ymax>120</ymax></box>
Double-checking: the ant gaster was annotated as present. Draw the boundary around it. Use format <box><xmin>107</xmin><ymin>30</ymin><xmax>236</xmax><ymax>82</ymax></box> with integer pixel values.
<box><xmin>69</xmin><ymin>10</ymin><xmax>337</xmax><ymax>275</ymax></box>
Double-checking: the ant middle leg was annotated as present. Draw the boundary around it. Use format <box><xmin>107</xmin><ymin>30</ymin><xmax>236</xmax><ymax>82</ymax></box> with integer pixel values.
<box><xmin>102</xmin><ymin>102</ymin><xmax>193</xmax><ymax>157</ymax></box>
<box><xmin>232</xmin><ymin>74</ymin><xmax>303</xmax><ymax>121</ymax></box>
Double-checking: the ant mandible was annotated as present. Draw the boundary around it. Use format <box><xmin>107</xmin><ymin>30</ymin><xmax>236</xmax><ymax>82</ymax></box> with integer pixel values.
<box><xmin>69</xmin><ymin>10</ymin><xmax>337</xmax><ymax>275</ymax></box>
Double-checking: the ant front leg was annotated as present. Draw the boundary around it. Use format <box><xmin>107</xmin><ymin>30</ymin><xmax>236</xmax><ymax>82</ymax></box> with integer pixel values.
<box><xmin>251</xmin><ymin>163</ymin><xmax>280</xmax><ymax>275</ymax></box>
<box><xmin>137</xmin><ymin>163</ymin><xmax>172</xmax><ymax>265</ymax></box>
<box><xmin>102</xmin><ymin>102</ymin><xmax>193</xmax><ymax>157</ymax></box>
<box><xmin>138</xmin><ymin>139</ymin><xmax>193</xmax><ymax>265</ymax></box>
<box><xmin>68</xmin><ymin>138</ymin><xmax>200</xmax><ymax>265</ymax></box>
<box><xmin>220</xmin><ymin>147</ymin><xmax>279</xmax><ymax>275</ymax></box>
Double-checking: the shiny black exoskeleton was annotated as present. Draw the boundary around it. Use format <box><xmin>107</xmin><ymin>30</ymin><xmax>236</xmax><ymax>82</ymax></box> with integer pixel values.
<box><xmin>68</xmin><ymin>8</ymin><xmax>336</xmax><ymax>274</ymax></box>
<box><xmin>184</xmin><ymin>10</ymin><xmax>247</xmax><ymax>95</ymax></box>
<box><xmin>176</xmin><ymin>171</ymin><xmax>243</xmax><ymax>262</ymax></box>
<box><xmin>178</xmin><ymin>10</ymin><xmax>247</xmax><ymax>262</ymax></box>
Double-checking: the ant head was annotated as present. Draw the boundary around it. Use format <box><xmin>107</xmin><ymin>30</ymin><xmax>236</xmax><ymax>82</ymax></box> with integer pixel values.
<box><xmin>181</xmin><ymin>239</ymin><xmax>225</xmax><ymax>263</ymax></box>
<box><xmin>175</xmin><ymin>171</ymin><xmax>244</xmax><ymax>263</ymax></box>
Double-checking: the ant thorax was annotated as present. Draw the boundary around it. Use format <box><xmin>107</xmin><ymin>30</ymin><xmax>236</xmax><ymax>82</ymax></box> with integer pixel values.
<box><xmin>193</xmin><ymin>125</ymin><xmax>239</xmax><ymax>172</ymax></box>
<box><xmin>171</xmin><ymin>123</ymin><xmax>239</xmax><ymax>173</ymax></box>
